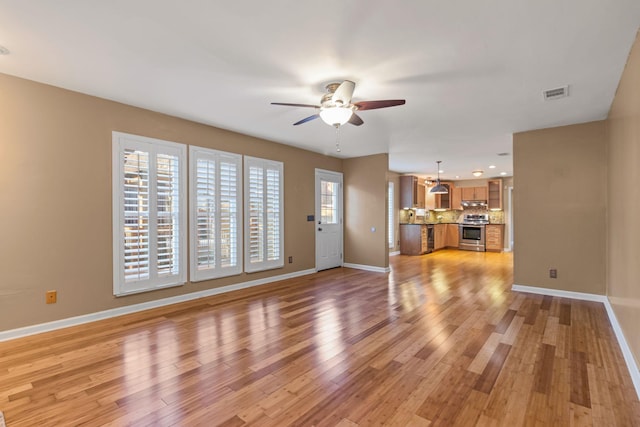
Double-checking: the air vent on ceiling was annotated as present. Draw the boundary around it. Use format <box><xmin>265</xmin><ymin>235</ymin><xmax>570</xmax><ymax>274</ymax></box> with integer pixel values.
<box><xmin>543</xmin><ymin>85</ymin><xmax>569</xmax><ymax>101</ymax></box>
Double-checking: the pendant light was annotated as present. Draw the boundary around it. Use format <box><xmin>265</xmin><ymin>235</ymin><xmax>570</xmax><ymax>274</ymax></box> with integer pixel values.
<box><xmin>430</xmin><ymin>160</ymin><xmax>449</xmax><ymax>194</ymax></box>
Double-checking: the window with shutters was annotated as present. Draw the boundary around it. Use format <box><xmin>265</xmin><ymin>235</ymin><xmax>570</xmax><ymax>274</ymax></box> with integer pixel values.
<box><xmin>112</xmin><ymin>132</ymin><xmax>186</xmax><ymax>296</ymax></box>
<box><xmin>244</xmin><ymin>156</ymin><xmax>284</xmax><ymax>272</ymax></box>
<box><xmin>388</xmin><ymin>182</ymin><xmax>394</xmax><ymax>249</ymax></box>
<box><xmin>189</xmin><ymin>146</ymin><xmax>242</xmax><ymax>281</ymax></box>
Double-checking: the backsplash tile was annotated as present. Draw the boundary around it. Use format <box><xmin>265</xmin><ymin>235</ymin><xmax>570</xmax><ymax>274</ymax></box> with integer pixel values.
<box><xmin>399</xmin><ymin>208</ymin><xmax>504</xmax><ymax>224</ymax></box>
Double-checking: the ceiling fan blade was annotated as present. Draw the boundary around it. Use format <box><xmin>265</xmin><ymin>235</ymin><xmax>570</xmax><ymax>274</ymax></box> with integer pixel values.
<box><xmin>348</xmin><ymin>113</ymin><xmax>364</xmax><ymax>126</ymax></box>
<box><xmin>293</xmin><ymin>114</ymin><xmax>320</xmax><ymax>125</ymax></box>
<box><xmin>271</xmin><ymin>102</ymin><xmax>320</xmax><ymax>108</ymax></box>
<box><xmin>332</xmin><ymin>80</ymin><xmax>356</xmax><ymax>106</ymax></box>
<box><xmin>353</xmin><ymin>99</ymin><xmax>406</xmax><ymax>110</ymax></box>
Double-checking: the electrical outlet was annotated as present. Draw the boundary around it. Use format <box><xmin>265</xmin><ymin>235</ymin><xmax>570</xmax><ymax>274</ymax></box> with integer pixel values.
<box><xmin>46</xmin><ymin>290</ymin><xmax>57</xmax><ymax>304</ymax></box>
<box><xmin>549</xmin><ymin>269</ymin><xmax>557</xmax><ymax>279</ymax></box>
<box><xmin>288</xmin><ymin>256</ymin><xmax>293</xmax><ymax>264</ymax></box>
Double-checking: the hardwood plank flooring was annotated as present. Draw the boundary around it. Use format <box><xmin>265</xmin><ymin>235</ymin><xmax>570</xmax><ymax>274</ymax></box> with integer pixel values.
<box><xmin>1</xmin><ymin>250</ymin><xmax>639</xmax><ymax>426</ymax></box>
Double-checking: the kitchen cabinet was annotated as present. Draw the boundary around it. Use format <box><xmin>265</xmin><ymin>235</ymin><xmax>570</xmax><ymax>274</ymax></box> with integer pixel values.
<box><xmin>400</xmin><ymin>224</ymin><xmax>429</xmax><ymax>255</ymax></box>
<box><xmin>425</xmin><ymin>189</ymin><xmax>436</xmax><ymax>210</ymax></box>
<box><xmin>446</xmin><ymin>224</ymin><xmax>459</xmax><ymax>248</ymax></box>
<box><xmin>400</xmin><ymin>176</ymin><xmax>426</xmax><ymax>209</ymax></box>
<box><xmin>435</xmin><ymin>182</ymin><xmax>453</xmax><ymax>209</ymax></box>
<box><xmin>451</xmin><ymin>187</ymin><xmax>462</xmax><ymax>210</ymax></box>
<box><xmin>434</xmin><ymin>224</ymin><xmax>447</xmax><ymax>250</ymax></box>
<box><xmin>485</xmin><ymin>224</ymin><xmax>504</xmax><ymax>252</ymax></box>
<box><xmin>461</xmin><ymin>186</ymin><xmax>488</xmax><ymax>201</ymax></box>
<box><xmin>488</xmin><ymin>179</ymin><xmax>503</xmax><ymax>210</ymax></box>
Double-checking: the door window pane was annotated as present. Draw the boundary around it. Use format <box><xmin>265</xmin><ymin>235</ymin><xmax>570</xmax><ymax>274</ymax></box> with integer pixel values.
<box><xmin>321</xmin><ymin>180</ymin><xmax>338</xmax><ymax>224</ymax></box>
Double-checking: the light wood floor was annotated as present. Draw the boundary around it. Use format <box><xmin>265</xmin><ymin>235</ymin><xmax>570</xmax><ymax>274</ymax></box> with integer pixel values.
<box><xmin>1</xmin><ymin>250</ymin><xmax>639</xmax><ymax>426</ymax></box>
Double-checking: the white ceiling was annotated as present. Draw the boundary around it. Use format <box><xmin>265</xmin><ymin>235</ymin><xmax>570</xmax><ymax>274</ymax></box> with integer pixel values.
<box><xmin>0</xmin><ymin>1</ymin><xmax>638</xmax><ymax>180</ymax></box>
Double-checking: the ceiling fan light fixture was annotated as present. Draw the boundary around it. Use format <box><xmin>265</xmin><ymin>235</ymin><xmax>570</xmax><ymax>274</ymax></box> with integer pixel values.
<box><xmin>319</xmin><ymin>107</ymin><xmax>353</xmax><ymax>126</ymax></box>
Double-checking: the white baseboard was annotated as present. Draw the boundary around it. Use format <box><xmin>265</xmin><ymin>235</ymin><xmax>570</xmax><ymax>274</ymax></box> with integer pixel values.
<box><xmin>511</xmin><ymin>284</ymin><xmax>607</xmax><ymax>303</ymax></box>
<box><xmin>512</xmin><ymin>284</ymin><xmax>640</xmax><ymax>399</ymax></box>
<box><xmin>602</xmin><ymin>299</ymin><xmax>640</xmax><ymax>400</ymax></box>
<box><xmin>389</xmin><ymin>251</ymin><xmax>401</xmax><ymax>256</ymax></box>
<box><xmin>343</xmin><ymin>263</ymin><xmax>391</xmax><ymax>273</ymax></box>
<box><xmin>0</xmin><ymin>268</ymin><xmax>316</xmax><ymax>343</ymax></box>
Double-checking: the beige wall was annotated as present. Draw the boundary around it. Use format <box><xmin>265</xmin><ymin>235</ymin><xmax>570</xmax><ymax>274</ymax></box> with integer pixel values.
<box><xmin>343</xmin><ymin>154</ymin><xmax>389</xmax><ymax>268</ymax></box>
<box><xmin>513</xmin><ymin>121</ymin><xmax>607</xmax><ymax>294</ymax></box>
<box><xmin>607</xmin><ymin>31</ymin><xmax>640</xmax><ymax>367</ymax></box>
<box><xmin>0</xmin><ymin>73</ymin><xmax>343</xmax><ymax>330</ymax></box>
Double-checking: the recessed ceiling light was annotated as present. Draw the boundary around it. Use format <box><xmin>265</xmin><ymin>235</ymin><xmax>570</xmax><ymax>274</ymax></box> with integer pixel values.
<box><xmin>455</xmin><ymin>175</ymin><xmax>460</xmax><ymax>179</ymax></box>
<box><xmin>438</xmin><ymin>169</ymin><xmax>444</xmax><ymax>174</ymax></box>
<box><xmin>0</xmin><ymin>46</ymin><xmax>10</xmax><ymax>55</ymax></box>
<box><xmin>500</xmin><ymin>172</ymin><xmax>507</xmax><ymax>176</ymax></box>
<box><xmin>489</xmin><ymin>165</ymin><xmax>496</xmax><ymax>169</ymax></box>
<box><xmin>472</xmin><ymin>170</ymin><xmax>484</xmax><ymax>177</ymax></box>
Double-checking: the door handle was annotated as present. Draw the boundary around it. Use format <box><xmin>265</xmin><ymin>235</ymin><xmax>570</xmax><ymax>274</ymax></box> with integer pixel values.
<box><xmin>318</xmin><ymin>227</ymin><xmax>323</xmax><ymax>231</ymax></box>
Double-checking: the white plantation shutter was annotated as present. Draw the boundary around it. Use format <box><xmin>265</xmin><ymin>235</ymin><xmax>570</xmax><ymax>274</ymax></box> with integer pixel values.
<box><xmin>156</xmin><ymin>153</ymin><xmax>181</xmax><ymax>277</ymax></box>
<box><xmin>123</xmin><ymin>149</ymin><xmax>150</xmax><ymax>281</ymax></box>
<box><xmin>266</xmin><ymin>168</ymin><xmax>281</xmax><ymax>261</ymax></box>
<box><xmin>248</xmin><ymin>165</ymin><xmax>264</xmax><ymax>264</ymax></box>
<box><xmin>113</xmin><ymin>132</ymin><xmax>186</xmax><ymax>296</ymax></box>
<box><xmin>189</xmin><ymin>147</ymin><xmax>242</xmax><ymax>281</ymax></box>
<box><xmin>244</xmin><ymin>156</ymin><xmax>284</xmax><ymax>272</ymax></box>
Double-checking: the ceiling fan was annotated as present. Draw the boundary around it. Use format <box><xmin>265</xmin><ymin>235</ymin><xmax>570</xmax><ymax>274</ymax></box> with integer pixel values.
<box><xmin>271</xmin><ymin>80</ymin><xmax>405</xmax><ymax>127</ymax></box>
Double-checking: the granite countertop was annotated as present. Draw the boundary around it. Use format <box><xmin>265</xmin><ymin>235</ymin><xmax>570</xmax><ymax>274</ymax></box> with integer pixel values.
<box><xmin>400</xmin><ymin>222</ymin><xmax>459</xmax><ymax>225</ymax></box>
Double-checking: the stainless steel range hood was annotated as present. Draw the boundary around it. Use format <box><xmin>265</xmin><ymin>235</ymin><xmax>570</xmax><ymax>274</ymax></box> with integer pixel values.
<box><xmin>461</xmin><ymin>200</ymin><xmax>487</xmax><ymax>208</ymax></box>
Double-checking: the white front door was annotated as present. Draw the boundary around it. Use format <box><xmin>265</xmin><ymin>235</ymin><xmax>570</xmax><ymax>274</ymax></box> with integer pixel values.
<box><xmin>315</xmin><ymin>169</ymin><xmax>343</xmax><ymax>271</ymax></box>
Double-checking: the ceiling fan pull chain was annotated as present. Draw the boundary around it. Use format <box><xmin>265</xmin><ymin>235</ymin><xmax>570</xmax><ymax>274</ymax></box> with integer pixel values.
<box><xmin>335</xmin><ymin>125</ymin><xmax>341</xmax><ymax>152</ymax></box>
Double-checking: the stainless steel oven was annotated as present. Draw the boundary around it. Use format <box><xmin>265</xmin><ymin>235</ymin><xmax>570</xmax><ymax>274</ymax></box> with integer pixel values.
<box><xmin>459</xmin><ymin>224</ymin><xmax>486</xmax><ymax>251</ymax></box>
<box><xmin>459</xmin><ymin>214</ymin><xmax>488</xmax><ymax>252</ymax></box>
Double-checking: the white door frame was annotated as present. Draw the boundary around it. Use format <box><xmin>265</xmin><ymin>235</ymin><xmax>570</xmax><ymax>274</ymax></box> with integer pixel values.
<box><xmin>315</xmin><ymin>169</ymin><xmax>344</xmax><ymax>271</ymax></box>
<box><xmin>508</xmin><ymin>186</ymin><xmax>514</xmax><ymax>251</ymax></box>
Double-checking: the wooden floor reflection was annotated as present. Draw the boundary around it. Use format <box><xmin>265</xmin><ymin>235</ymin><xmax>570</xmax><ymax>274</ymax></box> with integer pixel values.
<box><xmin>1</xmin><ymin>250</ymin><xmax>639</xmax><ymax>426</ymax></box>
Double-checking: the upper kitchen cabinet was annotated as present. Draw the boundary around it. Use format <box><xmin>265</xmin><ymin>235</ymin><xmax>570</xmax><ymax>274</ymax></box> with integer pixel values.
<box><xmin>435</xmin><ymin>182</ymin><xmax>453</xmax><ymax>209</ymax></box>
<box><xmin>426</xmin><ymin>188</ymin><xmax>436</xmax><ymax>210</ymax></box>
<box><xmin>400</xmin><ymin>175</ymin><xmax>426</xmax><ymax>209</ymax></box>
<box><xmin>451</xmin><ymin>186</ymin><xmax>462</xmax><ymax>210</ymax></box>
<box><xmin>488</xmin><ymin>179</ymin><xmax>503</xmax><ymax>210</ymax></box>
<box><xmin>428</xmin><ymin>182</ymin><xmax>461</xmax><ymax>210</ymax></box>
<box><xmin>461</xmin><ymin>186</ymin><xmax>488</xmax><ymax>201</ymax></box>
